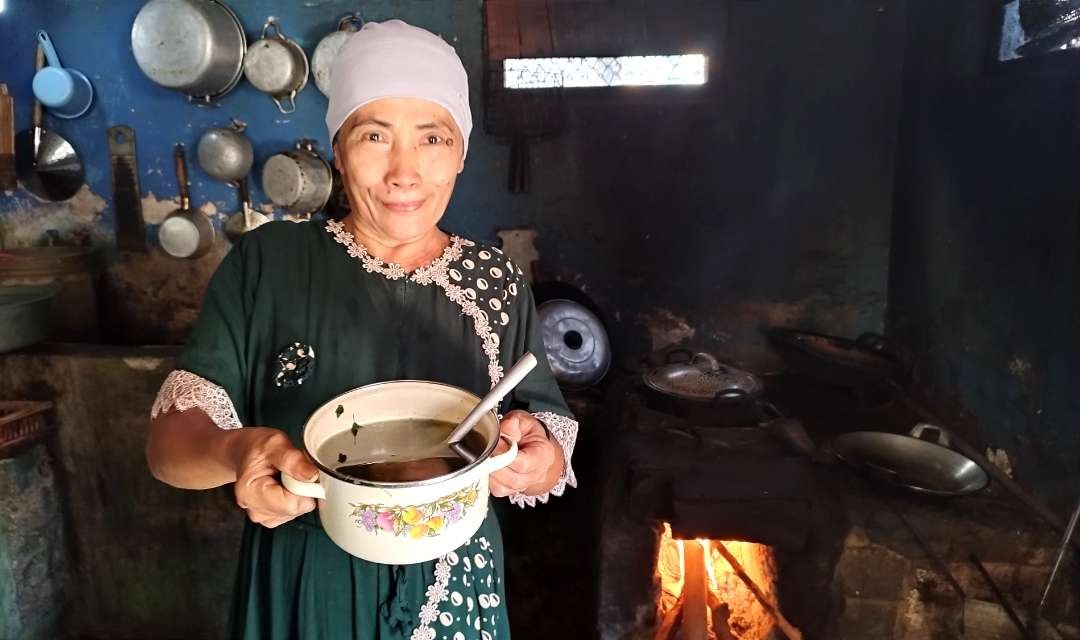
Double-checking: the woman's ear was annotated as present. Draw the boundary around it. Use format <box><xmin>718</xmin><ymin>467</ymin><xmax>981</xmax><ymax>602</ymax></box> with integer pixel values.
<box><xmin>333</xmin><ymin>142</ymin><xmax>345</xmax><ymax>176</ymax></box>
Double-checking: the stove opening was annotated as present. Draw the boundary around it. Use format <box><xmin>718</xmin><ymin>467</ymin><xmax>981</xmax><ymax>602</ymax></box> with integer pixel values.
<box><xmin>655</xmin><ymin>522</ymin><xmax>797</xmax><ymax>640</ymax></box>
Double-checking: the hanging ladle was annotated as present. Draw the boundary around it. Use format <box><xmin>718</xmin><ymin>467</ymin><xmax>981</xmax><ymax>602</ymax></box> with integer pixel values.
<box><xmin>446</xmin><ymin>352</ymin><xmax>538</xmax><ymax>463</ymax></box>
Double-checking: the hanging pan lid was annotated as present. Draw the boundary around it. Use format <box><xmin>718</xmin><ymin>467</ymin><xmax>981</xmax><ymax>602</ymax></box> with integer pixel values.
<box><xmin>538</xmin><ymin>299</ymin><xmax>610</xmax><ymax>389</ymax></box>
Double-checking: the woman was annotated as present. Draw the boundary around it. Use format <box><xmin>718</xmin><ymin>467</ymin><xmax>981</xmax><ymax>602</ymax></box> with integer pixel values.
<box><xmin>146</xmin><ymin>20</ymin><xmax>578</xmax><ymax>640</ymax></box>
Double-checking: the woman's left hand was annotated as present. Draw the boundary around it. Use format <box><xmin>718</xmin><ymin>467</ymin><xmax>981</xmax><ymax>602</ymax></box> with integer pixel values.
<box><xmin>489</xmin><ymin>410</ymin><xmax>564</xmax><ymax>497</ymax></box>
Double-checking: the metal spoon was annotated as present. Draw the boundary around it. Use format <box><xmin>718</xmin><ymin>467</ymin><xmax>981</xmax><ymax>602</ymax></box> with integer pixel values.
<box><xmin>446</xmin><ymin>352</ymin><xmax>538</xmax><ymax>462</ymax></box>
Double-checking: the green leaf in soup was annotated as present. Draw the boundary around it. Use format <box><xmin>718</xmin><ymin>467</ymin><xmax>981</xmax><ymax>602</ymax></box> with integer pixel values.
<box><xmin>335</xmin><ymin>404</ymin><xmax>344</xmax><ymax>419</ymax></box>
<box><xmin>352</xmin><ymin>422</ymin><xmax>360</xmax><ymax>437</ymax></box>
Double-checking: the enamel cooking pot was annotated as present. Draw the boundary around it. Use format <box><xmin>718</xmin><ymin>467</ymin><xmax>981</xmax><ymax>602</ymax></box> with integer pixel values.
<box><xmin>282</xmin><ymin>380</ymin><xmax>518</xmax><ymax>564</ymax></box>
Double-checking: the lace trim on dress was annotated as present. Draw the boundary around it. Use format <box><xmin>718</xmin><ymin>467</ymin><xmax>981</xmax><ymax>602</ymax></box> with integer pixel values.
<box><xmin>325</xmin><ymin>219</ymin><xmax>463</xmax><ymax>284</ymax></box>
<box><xmin>509</xmin><ymin>411</ymin><xmax>580</xmax><ymax>508</ymax></box>
<box><xmin>150</xmin><ymin>370</ymin><xmax>242</xmax><ymax>430</ymax></box>
<box><xmin>409</xmin><ymin>554</ymin><xmax>451</xmax><ymax>640</ymax></box>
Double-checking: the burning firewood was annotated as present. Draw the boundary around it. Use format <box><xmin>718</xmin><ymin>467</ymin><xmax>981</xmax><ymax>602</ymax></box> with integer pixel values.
<box><xmin>712</xmin><ymin>541</ymin><xmax>804</xmax><ymax>640</ymax></box>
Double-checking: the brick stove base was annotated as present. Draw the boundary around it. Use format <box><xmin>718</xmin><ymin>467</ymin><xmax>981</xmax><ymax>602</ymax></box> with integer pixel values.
<box><xmin>595</xmin><ymin>380</ymin><xmax>1079</xmax><ymax>640</ymax></box>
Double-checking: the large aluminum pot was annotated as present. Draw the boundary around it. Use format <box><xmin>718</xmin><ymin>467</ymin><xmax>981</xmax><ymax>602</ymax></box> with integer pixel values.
<box><xmin>197</xmin><ymin>119</ymin><xmax>253</xmax><ymax>185</ymax></box>
<box><xmin>131</xmin><ymin>0</ymin><xmax>246</xmax><ymax>103</ymax></box>
<box><xmin>311</xmin><ymin>14</ymin><xmax>364</xmax><ymax>97</ymax></box>
<box><xmin>281</xmin><ymin>380</ymin><xmax>518</xmax><ymax>564</ymax></box>
<box><xmin>243</xmin><ymin>17</ymin><xmax>308</xmax><ymax>114</ymax></box>
<box><xmin>262</xmin><ymin>140</ymin><xmax>333</xmax><ymax>216</ymax></box>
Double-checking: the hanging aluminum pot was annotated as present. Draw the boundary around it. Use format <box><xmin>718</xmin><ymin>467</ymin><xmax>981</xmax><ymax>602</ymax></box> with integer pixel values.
<box><xmin>196</xmin><ymin>118</ymin><xmax>253</xmax><ymax>185</ymax></box>
<box><xmin>262</xmin><ymin>140</ymin><xmax>333</xmax><ymax>216</ymax></box>
<box><xmin>131</xmin><ymin>0</ymin><xmax>246</xmax><ymax>104</ymax></box>
<box><xmin>311</xmin><ymin>14</ymin><xmax>364</xmax><ymax>97</ymax></box>
<box><xmin>243</xmin><ymin>17</ymin><xmax>308</xmax><ymax>114</ymax></box>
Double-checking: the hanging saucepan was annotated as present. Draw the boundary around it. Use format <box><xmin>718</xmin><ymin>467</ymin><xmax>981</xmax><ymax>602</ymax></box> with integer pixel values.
<box><xmin>262</xmin><ymin>140</ymin><xmax>333</xmax><ymax>217</ymax></box>
<box><xmin>311</xmin><ymin>13</ymin><xmax>364</xmax><ymax>97</ymax></box>
<box><xmin>766</xmin><ymin>327</ymin><xmax>903</xmax><ymax>388</ymax></box>
<box><xmin>224</xmin><ymin>176</ymin><xmax>269</xmax><ymax>242</ymax></box>
<box><xmin>159</xmin><ymin>144</ymin><xmax>215</xmax><ymax>259</ymax></box>
<box><xmin>243</xmin><ymin>17</ymin><xmax>308</xmax><ymax>114</ymax></box>
<box><xmin>642</xmin><ymin>350</ymin><xmax>766</xmax><ymax>426</ymax></box>
<box><xmin>197</xmin><ymin>118</ymin><xmax>253</xmax><ymax>185</ymax></box>
<box><xmin>131</xmin><ymin>0</ymin><xmax>246</xmax><ymax>104</ymax></box>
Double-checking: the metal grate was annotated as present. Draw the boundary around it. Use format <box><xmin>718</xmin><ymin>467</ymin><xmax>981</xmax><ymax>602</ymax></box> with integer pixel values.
<box><xmin>502</xmin><ymin>54</ymin><xmax>707</xmax><ymax>89</ymax></box>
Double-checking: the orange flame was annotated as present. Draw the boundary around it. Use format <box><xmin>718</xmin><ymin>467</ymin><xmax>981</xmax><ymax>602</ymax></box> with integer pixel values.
<box><xmin>655</xmin><ymin>523</ymin><xmax>779</xmax><ymax>640</ymax></box>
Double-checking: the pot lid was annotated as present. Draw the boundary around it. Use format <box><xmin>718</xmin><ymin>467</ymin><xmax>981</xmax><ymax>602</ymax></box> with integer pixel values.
<box><xmin>538</xmin><ymin>299</ymin><xmax>610</xmax><ymax>388</ymax></box>
<box><xmin>644</xmin><ymin>352</ymin><xmax>763</xmax><ymax>401</ymax></box>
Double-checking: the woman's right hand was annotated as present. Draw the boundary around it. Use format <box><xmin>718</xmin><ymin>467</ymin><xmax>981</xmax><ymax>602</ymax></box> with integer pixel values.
<box><xmin>230</xmin><ymin>427</ymin><xmax>319</xmax><ymax>528</ymax></box>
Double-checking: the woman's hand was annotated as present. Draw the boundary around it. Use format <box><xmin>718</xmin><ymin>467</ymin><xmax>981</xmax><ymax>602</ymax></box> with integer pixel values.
<box><xmin>489</xmin><ymin>410</ymin><xmax>564</xmax><ymax>497</ymax></box>
<box><xmin>230</xmin><ymin>427</ymin><xmax>319</xmax><ymax>528</ymax></box>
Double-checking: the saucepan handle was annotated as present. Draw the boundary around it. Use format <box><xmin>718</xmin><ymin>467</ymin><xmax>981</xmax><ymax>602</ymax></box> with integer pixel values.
<box><xmin>282</xmin><ymin>472</ymin><xmax>327</xmax><ymax>500</ymax></box>
<box><xmin>480</xmin><ymin>433</ymin><xmax>519</xmax><ymax>473</ymax></box>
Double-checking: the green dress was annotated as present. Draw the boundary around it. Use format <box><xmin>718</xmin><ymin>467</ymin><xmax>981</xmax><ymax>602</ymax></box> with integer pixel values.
<box><xmin>173</xmin><ymin>219</ymin><xmax>578</xmax><ymax>640</ymax></box>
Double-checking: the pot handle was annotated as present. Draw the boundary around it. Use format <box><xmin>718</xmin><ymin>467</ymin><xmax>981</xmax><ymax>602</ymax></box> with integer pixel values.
<box><xmin>261</xmin><ymin>16</ymin><xmax>286</xmax><ymax>41</ymax></box>
<box><xmin>282</xmin><ymin>472</ymin><xmax>327</xmax><ymax>500</ymax></box>
<box><xmin>273</xmin><ymin>91</ymin><xmax>297</xmax><ymax>115</ymax></box>
<box><xmin>910</xmin><ymin>422</ymin><xmax>951</xmax><ymax>448</ymax></box>
<box><xmin>480</xmin><ymin>433</ymin><xmax>519</xmax><ymax>474</ymax></box>
<box><xmin>338</xmin><ymin>13</ymin><xmax>365</xmax><ymax>31</ymax></box>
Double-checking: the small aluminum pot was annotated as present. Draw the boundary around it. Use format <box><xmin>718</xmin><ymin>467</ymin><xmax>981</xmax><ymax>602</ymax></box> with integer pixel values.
<box><xmin>131</xmin><ymin>0</ymin><xmax>246</xmax><ymax>103</ymax></box>
<box><xmin>262</xmin><ymin>140</ymin><xmax>333</xmax><ymax>216</ymax></box>
<box><xmin>311</xmin><ymin>14</ymin><xmax>364</xmax><ymax>97</ymax></box>
<box><xmin>160</xmin><ymin>144</ymin><xmax>215</xmax><ymax>259</ymax></box>
<box><xmin>197</xmin><ymin>119</ymin><xmax>253</xmax><ymax>185</ymax></box>
<box><xmin>281</xmin><ymin>380</ymin><xmax>518</xmax><ymax>564</ymax></box>
<box><xmin>243</xmin><ymin>17</ymin><xmax>308</xmax><ymax>114</ymax></box>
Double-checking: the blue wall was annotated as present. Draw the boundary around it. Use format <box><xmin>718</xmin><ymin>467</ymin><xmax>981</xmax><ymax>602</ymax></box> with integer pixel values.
<box><xmin>0</xmin><ymin>0</ymin><xmax>511</xmax><ymax>239</ymax></box>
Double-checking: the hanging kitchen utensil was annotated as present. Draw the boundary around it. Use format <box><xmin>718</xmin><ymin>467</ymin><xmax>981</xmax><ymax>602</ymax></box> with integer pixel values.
<box><xmin>159</xmin><ymin>144</ymin><xmax>214</xmax><ymax>259</ymax></box>
<box><xmin>0</xmin><ymin>85</ymin><xmax>14</xmax><ymax>191</ymax></box>
<box><xmin>766</xmin><ymin>327</ymin><xmax>903</xmax><ymax>388</ymax></box>
<box><xmin>225</xmin><ymin>177</ymin><xmax>269</xmax><ymax>242</ymax></box>
<box><xmin>642</xmin><ymin>350</ymin><xmax>767</xmax><ymax>425</ymax></box>
<box><xmin>483</xmin><ymin>66</ymin><xmax>564</xmax><ymax>194</ymax></box>
<box><xmin>262</xmin><ymin>139</ymin><xmax>333</xmax><ymax>217</ymax></box>
<box><xmin>197</xmin><ymin>118</ymin><xmax>253</xmax><ymax>185</ymax></box>
<box><xmin>244</xmin><ymin>16</ymin><xmax>309</xmax><ymax>114</ymax></box>
<box><xmin>312</xmin><ymin>13</ymin><xmax>364</xmax><ymax>97</ymax></box>
<box><xmin>15</xmin><ymin>43</ymin><xmax>84</xmax><ymax>202</ymax></box>
<box><xmin>131</xmin><ymin>0</ymin><xmax>246</xmax><ymax>104</ymax></box>
<box><xmin>32</xmin><ymin>31</ymin><xmax>94</xmax><ymax>119</ymax></box>
<box><xmin>831</xmin><ymin>430</ymin><xmax>989</xmax><ymax>497</ymax></box>
<box><xmin>107</xmin><ymin>126</ymin><xmax>146</xmax><ymax>252</ymax></box>
<box><xmin>538</xmin><ymin>299</ymin><xmax>610</xmax><ymax>389</ymax></box>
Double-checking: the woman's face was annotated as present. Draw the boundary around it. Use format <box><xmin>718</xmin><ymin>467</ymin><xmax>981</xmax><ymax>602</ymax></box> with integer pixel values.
<box><xmin>334</xmin><ymin>97</ymin><xmax>465</xmax><ymax>246</ymax></box>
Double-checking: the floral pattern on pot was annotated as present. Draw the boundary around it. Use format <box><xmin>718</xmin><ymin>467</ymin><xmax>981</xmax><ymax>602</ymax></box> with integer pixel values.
<box><xmin>349</xmin><ymin>482</ymin><xmax>481</xmax><ymax>539</ymax></box>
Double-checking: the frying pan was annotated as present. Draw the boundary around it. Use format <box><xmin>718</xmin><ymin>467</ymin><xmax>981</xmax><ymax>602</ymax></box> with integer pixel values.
<box><xmin>832</xmin><ymin>429</ymin><xmax>989</xmax><ymax>497</ymax></box>
<box><xmin>15</xmin><ymin>43</ymin><xmax>83</xmax><ymax>201</ymax></box>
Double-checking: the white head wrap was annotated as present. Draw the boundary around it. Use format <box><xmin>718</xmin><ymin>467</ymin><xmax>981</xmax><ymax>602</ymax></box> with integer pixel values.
<box><xmin>326</xmin><ymin>20</ymin><xmax>473</xmax><ymax>159</ymax></box>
